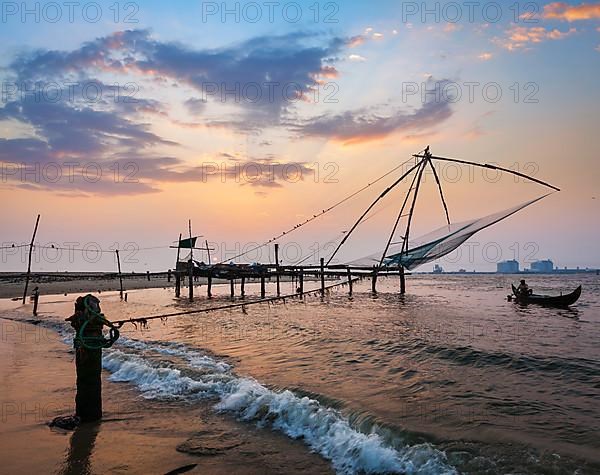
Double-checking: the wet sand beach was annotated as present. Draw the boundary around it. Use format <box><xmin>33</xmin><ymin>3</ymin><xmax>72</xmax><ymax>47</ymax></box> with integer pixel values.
<box><xmin>0</xmin><ymin>317</ymin><xmax>332</xmax><ymax>474</ymax></box>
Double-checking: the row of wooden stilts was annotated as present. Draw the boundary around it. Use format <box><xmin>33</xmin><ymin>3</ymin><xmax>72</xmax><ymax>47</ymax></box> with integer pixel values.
<box><xmin>170</xmin><ymin>258</ymin><xmax>406</xmax><ymax>302</ymax></box>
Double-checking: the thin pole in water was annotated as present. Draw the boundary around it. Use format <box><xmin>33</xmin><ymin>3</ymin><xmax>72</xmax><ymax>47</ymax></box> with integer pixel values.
<box><xmin>22</xmin><ymin>214</ymin><xmax>40</xmax><ymax>304</ymax></box>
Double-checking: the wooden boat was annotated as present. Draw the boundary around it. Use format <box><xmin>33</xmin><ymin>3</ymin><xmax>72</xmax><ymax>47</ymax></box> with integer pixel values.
<box><xmin>511</xmin><ymin>284</ymin><xmax>582</xmax><ymax>307</ymax></box>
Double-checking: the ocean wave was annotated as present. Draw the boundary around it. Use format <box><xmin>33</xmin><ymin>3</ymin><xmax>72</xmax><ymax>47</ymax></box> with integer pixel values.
<box><xmin>102</xmin><ymin>340</ymin><xmax>457</xmax><ymax>475</ymax></box>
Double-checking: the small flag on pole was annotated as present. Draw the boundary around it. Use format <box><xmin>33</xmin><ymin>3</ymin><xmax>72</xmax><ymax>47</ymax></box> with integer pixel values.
<box><xmin>178</xmin><ymin>237</ymin><xmax>197</xmax><ymax>249</ymax></box>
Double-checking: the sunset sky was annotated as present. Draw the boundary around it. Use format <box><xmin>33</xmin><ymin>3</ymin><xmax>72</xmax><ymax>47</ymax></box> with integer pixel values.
<box><xmin>1</xmin><ymin>0</ymin><xmax>599</xmax><ymax>272</ymax></box>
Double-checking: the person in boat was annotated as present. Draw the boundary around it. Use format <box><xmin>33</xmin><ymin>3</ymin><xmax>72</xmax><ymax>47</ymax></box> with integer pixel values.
<box><xmin>517</xmin><ymin>279</ymin><xmax>532</xmax><ymax>296</ymax></box>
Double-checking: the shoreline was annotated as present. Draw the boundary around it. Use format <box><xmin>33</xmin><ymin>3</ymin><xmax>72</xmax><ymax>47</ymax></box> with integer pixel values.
<box><xmin>0</xmin><ymin>316</ymin><xmax>333</xmax><ymax>474</ymax></box>
<box><xmin>0</xmin><ymin>274</ymin><xmax>312</xmax><ymax>300</ymax></box>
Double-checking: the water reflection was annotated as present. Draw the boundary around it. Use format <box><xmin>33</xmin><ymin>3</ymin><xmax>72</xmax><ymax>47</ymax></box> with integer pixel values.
<box><xmin>59</xmin><ymin>423</ymin><xmax>100</xmax><ymax>475</ymax></box>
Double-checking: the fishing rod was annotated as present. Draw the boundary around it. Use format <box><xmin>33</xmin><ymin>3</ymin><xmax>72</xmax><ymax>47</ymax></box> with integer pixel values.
<box><xmin>112</xmin><ymin>276</ymin><xmax>362</xmax><ymax>328</ymax></box>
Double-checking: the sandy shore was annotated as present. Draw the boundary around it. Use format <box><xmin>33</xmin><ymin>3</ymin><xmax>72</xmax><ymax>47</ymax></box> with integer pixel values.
<box><xmin>0</xmin><ymin>315</ymin><xmax>333</xmax><ymax>474</ymax></box>
<box><xmin>0</xmin><ymin>274</ymin><xmax>300</xmax><ymax>300</ymax></box>
<box><xmin>0</xmin><ymin>275</ymin><xmax>176</xmax><ymax>299</ymax></box>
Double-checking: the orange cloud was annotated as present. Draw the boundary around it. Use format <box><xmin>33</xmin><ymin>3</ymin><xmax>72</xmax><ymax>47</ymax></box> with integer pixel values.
<box><xmin>495</xmin><ymin>26</ymin><xmax>576</xmax><ymax>50</ymax></box>
<box><xmin>347</xmin><ymin>35</ymin><xmax>366</xmax><ymax>48</ymax></box>
<box><xmin>543</xmin><ymin>2</ymin><xmax>600</xmax><ymax>21</ymax></box>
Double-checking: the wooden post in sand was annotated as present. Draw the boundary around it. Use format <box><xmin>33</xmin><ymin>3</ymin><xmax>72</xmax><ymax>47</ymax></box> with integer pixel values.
<box><xmin>32</xmin><ymin>287</ymin><xmax>39</xmax><ymax>316</ymax></box>
<box><xmin>22</xmin><ymin>214</ymin><xmax>40</xmax><ymax>304</ymax></box>
<box><xmin>207</xmin><ymin>272</ymin><xmax>213</xmax><ymax>298</ymax></box>
<box><xmin>230</xmin><ymin>279</ymin><xmax>235</xmax><ymax>299</ymax></box>
<box><xmin>298</xmin><ymin>269</ymin><xmax>304</xmax><ymax>295</ymax></box>
<box><xmin>69</xmin><ymin>295</ymin><xmax>104</xmax><ymax>422</ymax></box>
<box><xmin>260</xmin><ymin>275</ymin><xmax>266</xmax><ymax>298</ymax></box>
<box><xmin>168</xmin><ymin>269</ymin><xmax>172</xmax><ymax>282</ymax></box>
<box><xmin>240</xmin><ymin>277</ymin><xmax>246</xmax><ymax>299</ymax></box>
<box><xmin>115</xmin><ymin>250</ymin><xmax>124</xmax><ymax>300</ymax></box>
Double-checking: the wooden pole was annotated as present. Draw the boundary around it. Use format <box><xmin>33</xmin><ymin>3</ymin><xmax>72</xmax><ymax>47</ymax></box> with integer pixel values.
<box><xmin>207</xmin><ymin>273</ymin><xmax>213</xmax><ymax>298</ymax></box>
<box><xmin>377</xmin><ymin>165</ymin><xmax>421</xmax><ymax>269</ymax></box>
<box><xmin>299</xmin><ymin>269</ymin><xmax>304</xmax><ymax>295</ymax></box>
<box><xmin>115</xmin><ymin>250</ymin><xmax>124</xmax><ymax>300</ymax></box>
<box><xmin>402</xmin><ymin>159</ymin><xmax>427</xmax><ymax>256</ymax></box>
<box><xmin>261</xmin><ymin>275</ymin><xmax>266</xmax><ymax>298</ymax></box>
<box><xmin>327</xmin><ymin>161</ymin><xmax>423</xmax><ymax>265</ymax></box>
<box><xmin>22</xmin><ymin>214</ymin><xmax>40</xmax><ymax>304</ymax></box>
<box><xmin>175</xmin><ymin>233</ymin><xmax>182</xmax><ymax>266</ymax></box>
<box><xmin>320</xmin><ymin>258</ymin><xmax>325</xmax><ymax>296</ymax></box>
<box><xmin>72</xmin><ymin>295</ymin><xmax>103</xmax><ymax>422</ymax></box>
<box><xmin>205</xmin><ymin>239</ymin><xmax>211</xmax><ymax>265</ymax></box>
<box><xmin>416</xmin><ymin>153</ymin><xmax>561</xmax><ymax>192</ymax></box>
<box><xmin>175</xmin><ymin>233</ymin><xmax>182</xmax><ymax>297</ymax></box>
<box><xmin>427</xmin><ymin>158</ymin><xmax>451</xmax><ymax>226</ymax></box>
<box><xmin>168</xmin><ymin>269</ymin><xmax>172</xmax><ymax>282</ymax></box>
<box><xmin>188</xmin><ymin>220</ymin><xmax>194</xmax><ymax>302</ymax></box>
<box><xmin>371</xmin><ymin>265</ymin><xmax>378</xmax><ymax>293</ymax></box>
<box><xmin>400</xmin><ymin>266</ymin><xmax>406</xmax><ymax>295</ymax></box>
<box><xmin>275</xmin><ymin>244</ymin><xmax>281</xmax><ymax>297</ymax></box>
<box><xmin>32</xmin><ymin>287</ymin><xmax>39</xmax><ymax>316</ymax></box>
<box><xmin>230</xmin><ymin>279</ymin><xmax>235</xmax><ymax>299</ymax></box>
<box><xmin>241</xmin><ymin>277</ymin><xmax>245</xmax><ymax>299</ymax></box>
<box><xmin>347</xmin><ymin>268</ymin><xmax>353</xmax><ymax>296</ymax></box>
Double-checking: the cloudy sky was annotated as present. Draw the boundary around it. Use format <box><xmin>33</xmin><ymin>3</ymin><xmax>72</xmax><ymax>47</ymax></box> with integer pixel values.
<box><xmin>1</xmin><ymin>0</ymin><xmax>599</xmax><ymax>271</ymax></box>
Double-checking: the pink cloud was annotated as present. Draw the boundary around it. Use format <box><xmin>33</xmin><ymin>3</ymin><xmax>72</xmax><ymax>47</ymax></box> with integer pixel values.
<box><xmin>543</xmin><ymin>2</ymin><xmax>600</xmax><ymax>21</ymax></box>
<box><xmin>495</xmin><ymin>25</ymin><xmax>577</xmax><ymax>50</ymax></box>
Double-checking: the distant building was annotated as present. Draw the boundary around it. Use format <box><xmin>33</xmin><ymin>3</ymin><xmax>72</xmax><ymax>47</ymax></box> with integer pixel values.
<box><xmin>433</xmin><ymin>264</ymin><xmax>444</xmax><ymax>274</ymax></box>
<box><xmin>497</xmin><ymin>260</ymin><xmax>519</xmax><ymax>273</ymax></box>
<box><xmin>530</xmin><ymin>260</ymin><xmax>554</xmax><ymax>273</ymax></box>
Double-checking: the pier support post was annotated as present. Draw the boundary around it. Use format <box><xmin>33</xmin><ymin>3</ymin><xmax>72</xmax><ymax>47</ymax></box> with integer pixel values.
<box><xmin>168</xmin><ymin>269</ymin><xmax>171</xmax><ymax>282</ymax></box>
<box><xmin>207</xmin><ymin>273</ymin><xmax>213</xmax><ymax>299</ymax></box>
<box><xmin>230</xmin><ymin>279</ymin><xmax>235</xmax><ymax>299</ymax></box>
<box><xmin>320</xmin><ymin>258</ymin><xmax>325</xmax><ymax>296</ymax></box>
<box><xmin>241</xmin><ymin>277</ymin><xmax>246</xmax><ymax>299</ymax></box>
<box><xmin>347</xmin><ymin>268</ymin><xmax>353</xmax><ymax>296</ymax></box>
<box><xmin>299</xmin><ymin>269</ymin><xmax>304</xmax><ymax>295</ymax></box>
<box><xmin>188</xmin><ymin>262</ymin><xmax>194</xmax><ymax>302</ymax></box>
<box><xmin>175</xmin><ymin>273</ymin><xmax>181</xmax><ymax>297</ymax></box>
<box><xmin>371</xmin><ymin>266</ymin><xmax>378</xmax><ymax>293</ymax></box>
<box><xmin>261</xmin><ymin>275</ymin><xmax>266</xmax><ymax>298</ymax></box>
<box><xmin>275</xmin><ymin>244</ymin><xmax>281</xmax><ymax>297</ymax></box>
<box><xmin>400</xmin><ymin>266</ymin><xmax>406</xmax><ymax>295</ymax></box>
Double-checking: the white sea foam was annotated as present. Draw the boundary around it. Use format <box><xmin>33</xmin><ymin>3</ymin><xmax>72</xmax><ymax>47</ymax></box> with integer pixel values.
<box><xmin>101</xmin><ymin>339</ymin><xmax>457</xmax><ymax>475</ymax></box>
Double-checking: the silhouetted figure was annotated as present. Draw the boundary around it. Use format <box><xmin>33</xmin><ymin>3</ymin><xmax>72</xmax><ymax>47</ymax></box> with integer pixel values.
<box><xmin>517</xmin><ymin>279</ymin><xmax>532</xmax><ymax>296</ymax></box>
